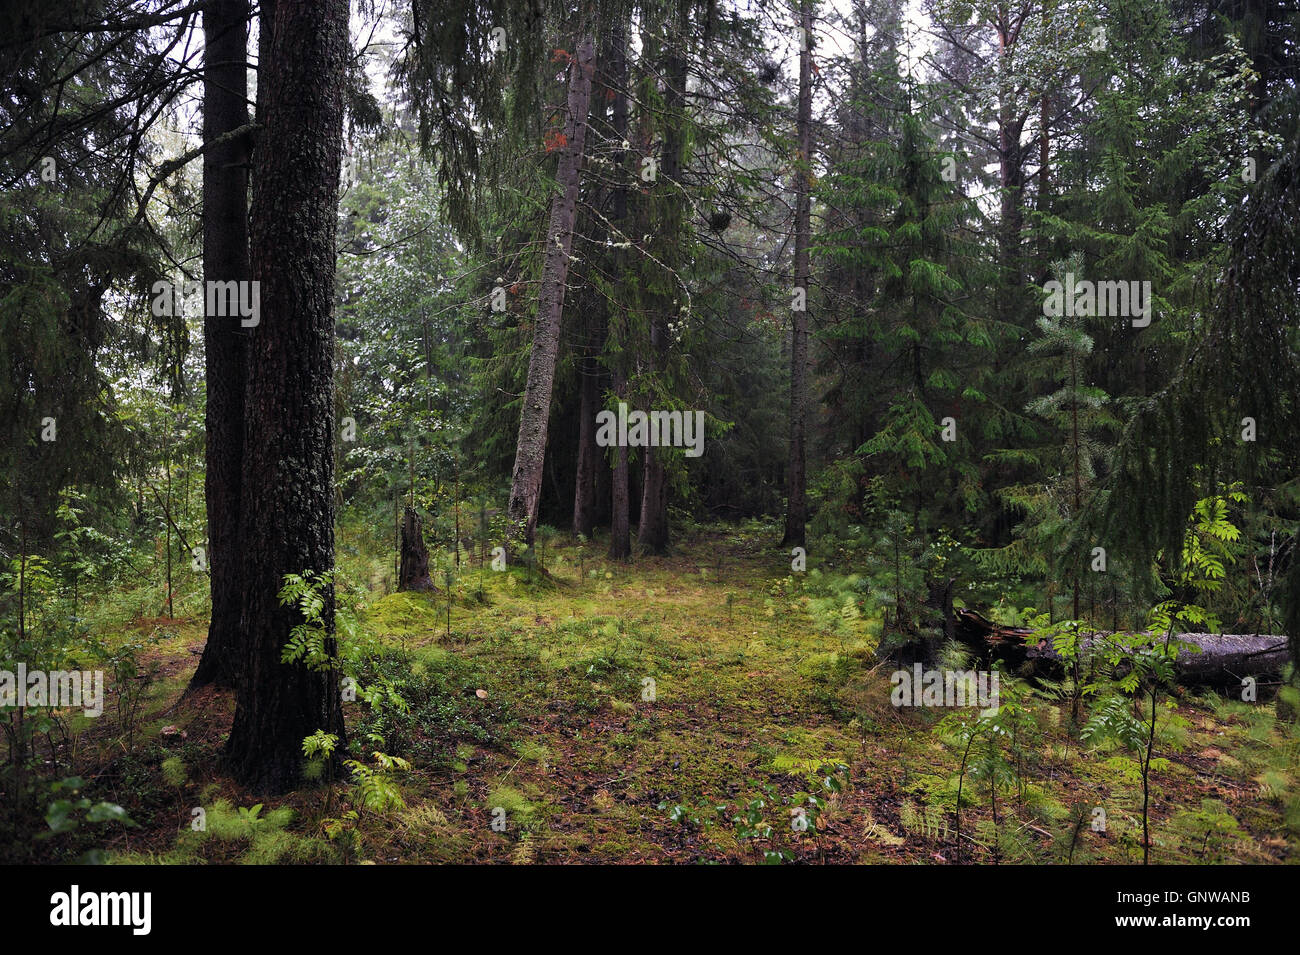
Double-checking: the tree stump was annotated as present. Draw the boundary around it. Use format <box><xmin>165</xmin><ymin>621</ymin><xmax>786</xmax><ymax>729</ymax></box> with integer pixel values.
<box><xmin>891</xmin><ymin>576</ymin><xmax>955</xmax><ymax>667</ymax></box>
<box><xmin>398</xmin><ymin>506</ymin><xmax>435</xmax><ymax>592</ymax></box>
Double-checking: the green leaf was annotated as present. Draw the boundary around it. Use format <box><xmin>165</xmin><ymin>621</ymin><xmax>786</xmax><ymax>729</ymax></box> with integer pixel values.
<box><xmin>86</xmin><ymin>802</ymin><xmax>135</xmax><ymax>826</ymax></box>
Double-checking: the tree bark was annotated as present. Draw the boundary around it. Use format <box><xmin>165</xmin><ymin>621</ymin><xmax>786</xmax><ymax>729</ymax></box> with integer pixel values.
<box><xmin>189</xmin><ymin>0</ymin><xmax>250</xmax><ymax>692</ymax></box>
<box><xmin>637</xmin><ymin>0</ymin><xmax>690</xmax><ymax>556</ymax></box>
<box><xmin>638</xmin><ymin>433</ymin><xmax>669</xmax><ymax>552</ymax></box>
<box><xmin>955</xmin><ymin>609</ymin><xmax>1291</xmax><ymax>688</ymax></box>
<box><xmin>398</xmin><ymin>506</ymin><xmax>435</xmax><ymax>591</ymax></box>
<box><xmin>609</xmin><ymin>440</ymin><xmax>630</xmax><ymax>559</ymax></box>
<box><xmin>573</xmin><ymin>355</ymin><xmax>599</xmax><ymax>538</ymax></box>
<box><xmin>783</xmin><ymin>0</ymin><xmax>813</xmax><ymax>548</ymax></box>
<box><xmin>606</xmin><ymin>19</ymin><xmax>632</xmax><ymax>561</ymax></box>
<box><xmin>222</xmin><ymin>0</ymin><xmax>348</xmax><ymax>794</ymax></box>
<box><xmin>505</xmin><ymin>32</ymin><xmax>596</xmax><ymax>557</ymax></box>
<box><xmin>995</xmin><ymin>13</ymin><xmax>1028</xmax><ymax>297</ymax></box>
<box><xmin>574</xmin><ymin>29</ymin><xmax>622</xmax><ymax>543</ymax></box>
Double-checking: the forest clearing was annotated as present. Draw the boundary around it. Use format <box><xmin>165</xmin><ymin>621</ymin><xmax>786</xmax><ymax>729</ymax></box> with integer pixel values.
<box><xmin>10</xmin><ymin>521</ymin><xmax>1297</xmax><ymax>866</ymax></box>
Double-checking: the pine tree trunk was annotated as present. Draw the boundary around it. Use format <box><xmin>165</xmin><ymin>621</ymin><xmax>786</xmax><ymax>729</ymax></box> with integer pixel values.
<box><xmin>636</xmin><ymin>2</ymin><xmax>689</xmax><ymax>556</ymax></box>
<box><xmin>995</xmin><ymin>17</ymin><xmax>1026</xmax><ymax>296</ymax></box>
<box><xmin>610</xmin><ymin>438</ymin><xmax>631</xmax><ymax>559</ymax></box>
<box><xmin>505</xmin><ymin>32</ymin><xmax>596</xmax><ymax>557</ymax></box>
<box><xmin>783</xmin><ymin>0</ymin><xmax>813</xmax><ymax>548</ymax></box>
<box><xmin>190</xmin><ymin>0</ymin><xmax>250</xmax><ymax>692</ymax></box>
<box><xmin>637</xmin><ymin>318</ymin><xmax>670</xmax><ymax>553</ymax></box>
<box><xmin>638</xmin><ymin>437</ymin><xmax>669</xmax><ymax>552</ymax></box>
<box><xmin>573</xmin><ymin>355</ymin><xmax>598</xmax><ymax>538</ymax></box>
<box><xmin>222</xmin><ymin>0</ymin><xmax>348</xmax><ymax>794</ymax></box>
<box><xmin>575</xmin><ymin>31</ymin><xmax>622</xmax><ymax>544</ymax></box>
<box><xmin>1033</xmin><ymin>90</ymin><xmax>1052</xmax><ymax>282</ymax></box>
<box><xmin>606</xmin><ymin>20</ymin><xmax>632</xmax><ymax>562</ymax></box>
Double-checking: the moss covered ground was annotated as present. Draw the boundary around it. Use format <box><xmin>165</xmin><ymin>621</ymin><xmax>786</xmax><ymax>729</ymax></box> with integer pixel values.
<box><xmin>24</xmin><ymin>521</ymin><xmax>1299</xmax><ymax>865</ymax></box>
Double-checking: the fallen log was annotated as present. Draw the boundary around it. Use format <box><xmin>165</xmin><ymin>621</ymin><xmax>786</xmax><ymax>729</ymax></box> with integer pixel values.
<box><xmin>954</xmin><ymin>608</ymin><xmax>1290</xmax><ymax>690</ymax></box>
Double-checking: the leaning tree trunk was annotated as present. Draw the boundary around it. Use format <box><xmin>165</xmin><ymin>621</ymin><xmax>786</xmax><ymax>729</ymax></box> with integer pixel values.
<box><xmin>223</xmin><ymin>0</ymin><xmax>348</xmax><ymax>794</ymax></box>
<box><xmin>505</xmin><ymin>32</ymin><xmax>596</xmax><ymax>558</ymax></box>
<box><xmin>398</xmin><ymin>506</ymin><xmax>435</xmax><ymax>591</ymax></box>
<box><xmin>782</xmin><ymin>0</ymin><xmax>813</xmax><ymax>549</ymax></box>
<box><xmin>190</xmin><ymin>0</ymin><xmax>250</xmax><ymax>692</ymax></box>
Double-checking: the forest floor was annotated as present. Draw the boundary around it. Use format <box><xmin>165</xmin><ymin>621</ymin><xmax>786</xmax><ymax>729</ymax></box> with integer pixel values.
<box><xmin>35</xmin><ymin>523</ymin><xmax>1300</xmax><ymax>864</ymax></box>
